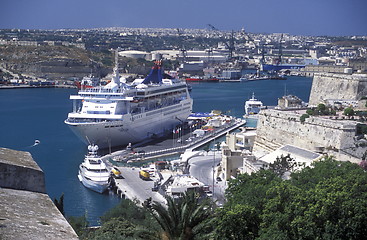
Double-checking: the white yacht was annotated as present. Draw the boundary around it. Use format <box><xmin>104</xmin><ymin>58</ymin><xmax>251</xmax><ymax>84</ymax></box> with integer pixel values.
<box><xmin>244</xmin><ymin>93</ymin><xmax>264</xmax><ymax>118</ymax></box>
<box><xmin>78</xmin><ymin>145</ymin><xmax>111</xmax><ymax>193</ymax></box>
<box><xmin>65</xmin><ymin>52</ymin><xmax>193</xmax><ymax>149</ymax></box>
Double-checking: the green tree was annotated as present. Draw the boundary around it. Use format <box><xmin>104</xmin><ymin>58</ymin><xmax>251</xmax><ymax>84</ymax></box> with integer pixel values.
<box><xmin>226</xmin><ymin>170</ymin><xmax>281</xmax><ymax>214</ymax></box>
<box><xmin>147</xmin><ymin>191</ymin><xmax>214</xmax><ymax>240</ymax></box>
<box><xmin>223</xmin><ymin>157</ymin><xmax>367</xmax><ymax>239</ymax></box>
<box><xmin>344</xmin><ymin>107</ymin><xmax>355</xmax><ymax>116</ymax></box>
<box><xmin>223</xmin><ymin>170</ymin><xmax>281</xmax><ymax>239</ymax></box>
<box><xmin>300</xmin><ymin>113</ymin><xmax>309</xmax><ymax>123</ymax></box>
<box><xmin>214</xmin><ymin>204</ymin><xmax>259</xmax><ymax>240</ymax></box>
<box><xmin>258</xmin><ymin>181</ymin><xmax>301</xmax><ymax>240</ymax></box>
<box><xmin>100</xmin><ymin>198</ymin><xmax>153</xmax><ymax>228</ymax></box>
<box><xmin>53</xmin><ymin>193</ymin><xmax>65</xmax><ymax>216</ymax></box>
<box><xmin>290</xmin><ymin>156</ymin><xmax>361</xmax><ymax>190</ymax></box>
<box><xmin>317</xmin><ymin>103</ymin><xmax>327</xmax><ymax>113</ymax></box>
<box><xmin>68</xmin><ymin>215</ymin><xmax>89</xmax><ymax>239</ymax></box>
<box><xmin>268</xmin><ymin>154</ymin><xmax>297</xmax><ymax>178</ymax></box>
<box><xmin>306</xmin><ymin>108</ymin><xmax>314</xmax><ymax>115</ymax></box>
<box><xmin>267</xmin><ymin>158</ymin><xmax>367</xmax><ymax>239</ymax></box>
<box><xmin>89</xmin><ymin>217</ymin><xmax>157</xmax><ymax>240</ymax></box>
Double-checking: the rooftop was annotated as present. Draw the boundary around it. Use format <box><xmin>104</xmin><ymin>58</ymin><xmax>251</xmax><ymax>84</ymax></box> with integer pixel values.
<box><xmin>259</xmin><ymin>144</ymin><xmax>322</xmax><ymax>167</ymax></box>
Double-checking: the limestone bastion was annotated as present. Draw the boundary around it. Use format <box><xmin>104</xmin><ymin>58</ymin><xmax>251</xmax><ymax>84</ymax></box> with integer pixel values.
<box><xmin>254</xmin><ymin>73</ymin><xmax>367</xmax><ymax>163</ymax></box>
<box><xmin>309</xmin><ymin>72</ymin><xmax>367</xmax><ymax>106</ymax></box>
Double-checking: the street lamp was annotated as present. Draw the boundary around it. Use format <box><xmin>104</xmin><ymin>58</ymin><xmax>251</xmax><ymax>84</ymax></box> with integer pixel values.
<box><xmin>212</xmin><ymin>138</ymin><xmax>216</xmax><ymax>199</ymax></box>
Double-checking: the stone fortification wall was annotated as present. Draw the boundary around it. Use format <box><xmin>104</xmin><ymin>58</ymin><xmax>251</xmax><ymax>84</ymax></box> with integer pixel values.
<box><xmin>0</xmin><ymin>188</ymin><xmax>79</xmax><ymax>240</ymax></box>
<box><xmin>309</xmin><ymin>73</ymin><xmax>367</xmax><ymax>106</ymax></box>
<box><xmin>254</xmin><ymin>109</ymin><xmax>366</xmax><ymax>163</ymax></box>
<box><xmin>0</xmin><ymin>147</ymin><xmax>78</xmax><ymax>239</ymax></box>
<box><xmin>0</xmin><ymin>147</ymin><xmax>45</xmax><ymax>193</ymax></box>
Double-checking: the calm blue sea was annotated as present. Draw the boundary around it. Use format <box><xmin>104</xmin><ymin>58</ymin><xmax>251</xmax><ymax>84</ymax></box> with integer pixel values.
<box><xmin>0</xmin><ymin>76</ymin><xmax>312</xmax><ymax>225</ymax></box>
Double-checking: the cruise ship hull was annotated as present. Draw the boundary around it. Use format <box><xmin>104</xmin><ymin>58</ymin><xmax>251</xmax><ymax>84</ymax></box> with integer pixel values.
<box><xmin>67</xmin><ymin>101</ymin><xmax>192</xmax><ymax>148</ymax></box>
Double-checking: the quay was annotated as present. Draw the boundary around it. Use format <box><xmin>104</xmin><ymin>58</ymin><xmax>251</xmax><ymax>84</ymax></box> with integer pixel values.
<box><xmin>0</xmin><ymin>84</ymin><xmax>77</xmax><ymax>89</ymax></box>
<box><xmin>112</xmin><ymin>167</ymin><xmax>167</xmax><ymax>205</ymax></box>
<box><xmin>104</xmin><ymin>117</ymin><xmax>246</xmax><ymax>163</ymax></box>
<box><xmin>102</xmin><ymin>116</ymin><xmax>246</xmax><ymax>203</ymax></box>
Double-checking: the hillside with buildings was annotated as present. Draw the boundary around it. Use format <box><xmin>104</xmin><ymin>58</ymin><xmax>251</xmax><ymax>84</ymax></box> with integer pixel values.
<box><xmin>1</xmin><ymin>28</ymin><xmax>366</xmax><ymax>85</ymax></box>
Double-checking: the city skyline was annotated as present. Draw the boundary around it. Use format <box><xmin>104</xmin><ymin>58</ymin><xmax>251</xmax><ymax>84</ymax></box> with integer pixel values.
<box><xmin>1</xmin><ymin>0</ymin><xmax>367</xmax><ymax>36</ymax></box>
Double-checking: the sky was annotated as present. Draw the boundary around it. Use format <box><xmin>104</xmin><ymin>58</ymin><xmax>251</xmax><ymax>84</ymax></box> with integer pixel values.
<box><xmin>1</xmin><ymin>0</ymin><xmax>366</xmax><ymax>36</ymax></box>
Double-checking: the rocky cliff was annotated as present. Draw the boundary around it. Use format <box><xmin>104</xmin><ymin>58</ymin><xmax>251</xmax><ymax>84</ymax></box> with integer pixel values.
<box><xmin>0</xmin><ymin>45</ymin><xmax>107</xmax><ymax>80</ymax></box>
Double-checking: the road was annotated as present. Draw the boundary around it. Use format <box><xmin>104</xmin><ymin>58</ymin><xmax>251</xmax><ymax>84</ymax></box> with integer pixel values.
<box><xmin>188</xmin><ymin>151</ymin><xmax>226</xmax><ymax>205</ymax></box>
<box><xmin>114</xmin><ymin>167</ymin><xmax>166</xmax><ymax>205</ymax></box>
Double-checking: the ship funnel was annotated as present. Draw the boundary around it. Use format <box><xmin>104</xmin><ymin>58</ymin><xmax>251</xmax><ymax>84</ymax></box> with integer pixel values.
<box><xmin>142</xmin><ymin>60</ymin><xmax>163</xmax><ymax>84</ymax></box>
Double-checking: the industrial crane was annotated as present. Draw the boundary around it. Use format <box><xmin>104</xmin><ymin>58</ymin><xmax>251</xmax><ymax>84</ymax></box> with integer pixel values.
<box><xmin>176</xmin><ymin>28</ymin><xmax>187</xmax><ymax>62</ymax></box>
<box><xmin>239</xmin><ymin>28</ymin><xmax>268</xmax><ymax>67</ymax></box>
<box><xmin>207</xmin><ymin>24</ymin><xmax>235</xmax><ymax>59</ymax></box>
<box><xmin>277</xmin><ymin>34</ymin><xmax>283</xmax><ymax>65</ymax></box>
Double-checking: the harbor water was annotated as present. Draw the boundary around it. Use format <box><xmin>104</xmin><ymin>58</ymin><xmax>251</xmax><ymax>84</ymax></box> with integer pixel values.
<box><xmin>0</xmin><ymin>76</ymin><xmax>312</xmax><ymax>225</ymax></box>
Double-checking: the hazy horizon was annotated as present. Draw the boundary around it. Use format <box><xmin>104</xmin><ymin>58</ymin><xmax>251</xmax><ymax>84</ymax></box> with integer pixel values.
<box><xmin>1</xmin><ymin>0</ymin><xmax>367</xmax><ymax>37</ymax></box>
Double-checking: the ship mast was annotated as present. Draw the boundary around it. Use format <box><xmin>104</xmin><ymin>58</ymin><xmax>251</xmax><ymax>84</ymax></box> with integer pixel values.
<box><xmin>112</xmin><ymin>48</ymin><xmax>120</xmax><ymax>86</ymax></box>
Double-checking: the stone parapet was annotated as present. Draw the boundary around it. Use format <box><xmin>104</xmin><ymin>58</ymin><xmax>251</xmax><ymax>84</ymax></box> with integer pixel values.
<box><xmin>0</xmin><ymin>147</ymin><xmax>45</xmax><ymax>193</ymax></box>
<box><xmin>0</xmin><ymin>188</ymin><xmax>78</xmax><ymax>240</ymax></box>
<box><xmin>0</xmin><ymin>147</ymin><xmax>78</xmax><ymax>239</ymax></box>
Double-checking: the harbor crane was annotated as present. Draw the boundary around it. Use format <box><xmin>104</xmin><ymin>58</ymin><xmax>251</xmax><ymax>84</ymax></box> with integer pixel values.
<box><xmin>277</xmin><ymin>34</ymin><xmax>283</xmax><ymax>65</ymax></box>
<box><xmin>207</xmin><ymin>24</ymin><xmax>235</xmax><ymax>59</ymax></box>
<box><xmin>176</xmin><ymin>28</ymin><xmax>187</xmax><ymax>62</ymax></box>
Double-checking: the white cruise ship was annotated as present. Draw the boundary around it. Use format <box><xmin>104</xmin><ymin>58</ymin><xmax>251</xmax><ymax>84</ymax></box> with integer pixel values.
<box><xmin>65</xmin><ymin>55</ymin><xmax>193</xmax><ymax>149</ymax></box>
<box><xmin>78</xmin><ymin>145</ymin><xmax>111</xmax><ymax>193</ymax></box>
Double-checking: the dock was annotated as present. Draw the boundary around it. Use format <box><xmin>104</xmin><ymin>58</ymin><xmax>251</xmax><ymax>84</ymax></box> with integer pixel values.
<box><xmin>103</xmin><ymin>117</ymin><xmax>246</xmax><ymax>163</ymax></box>
<box><xmin>0</xmin><ymin>84</ymin><xmax>77</xmax><ymax>89</ymax></box>
<box><xmin>103</xmin><ymin>116</ymin><xmax>246</xmax><ymax>203</ymax></box>
<box><xmin>113</xmin><ymin>167</ymin><xmax>167</xmax><ymax>205</ymax></box>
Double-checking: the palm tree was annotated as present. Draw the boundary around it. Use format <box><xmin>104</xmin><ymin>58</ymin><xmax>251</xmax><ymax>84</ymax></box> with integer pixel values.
<box><xmin>147</xmin><ymin>191</ymin><xmax>214</xmax><ymax>240</ymax></box>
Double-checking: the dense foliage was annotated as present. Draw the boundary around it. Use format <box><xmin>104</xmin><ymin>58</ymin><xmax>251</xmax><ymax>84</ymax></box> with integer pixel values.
<box><xmin>217</xmin><ymin>157</ymin><xmax>367</xmax><ymax>240</ymax></box>
<box><xmin>344</xmin><ymin>107</ymin><xmax>355</xmax><ymax>117</ymax></box>
<box><xmin>306</xmin><ymin>103</ymin><xmax>336</xmax><ymax>116</ymax></box>
<box><xmin>147</xmin><ymin>191</ymin><xmax>215</xmax><ymax>240</ymax></box>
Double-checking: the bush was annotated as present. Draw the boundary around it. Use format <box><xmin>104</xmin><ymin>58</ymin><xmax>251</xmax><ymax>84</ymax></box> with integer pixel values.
<box><xmin>317</xmin><ymin>103</ymin><xmax>326</xmax><ymax>113</ymax></box>
<box><xmin>344</xmin><ymin>107</ymin><xmax>355</xmax><ymax>116</ymax></box>
<box><xmin>356</xmin><ymin>124</ymin><xmax>367</xmax><ymax>135</ymax></box>
<box><xmin>306</xmin><ymin>109</ymin><xmax>314</xmax><ymax>115</ymax></box>
<box><xmin>300</xmin><ymin>114</ymin><xmax>310</xmax><ymax>123</ymax></box>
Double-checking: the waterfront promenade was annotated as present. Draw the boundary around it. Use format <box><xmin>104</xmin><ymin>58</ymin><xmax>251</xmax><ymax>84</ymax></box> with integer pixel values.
<box><xmin>103</xmin><ymin>117</ymin><xmax>246</xmax><ymax>163</ymax></box>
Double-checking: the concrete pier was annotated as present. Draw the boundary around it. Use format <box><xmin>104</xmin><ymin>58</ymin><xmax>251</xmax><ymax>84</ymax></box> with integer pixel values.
<box><xmin>103</xmin><ymin>118</ymin><xmax>246</xmax><ymax>163</ymax></box>
<box><xmin>112</xmin><ymin>167</ymin><xmax>167</xmax><ymax>205</ymax></box>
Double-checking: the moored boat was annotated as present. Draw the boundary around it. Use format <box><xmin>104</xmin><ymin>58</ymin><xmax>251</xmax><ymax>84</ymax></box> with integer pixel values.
<box><xmin>75</xmin><ymin>75</ymin><xmax>100</xmax><ymax>89</ymax></box>
<box><xmin>185</xmin><ymin>76</ymin><xmax>219</xmax><ymax>82</ymax></box>
<box><xmin>78</xmin><ymin>144</ymin><xmax>111</xmax><ymax>193</ymax></box>
<box><xmin>244</xmin><ymin>93</ymin><xmax>265</xmax><ymax>118</ymax></box>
